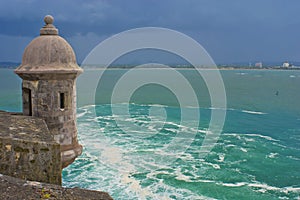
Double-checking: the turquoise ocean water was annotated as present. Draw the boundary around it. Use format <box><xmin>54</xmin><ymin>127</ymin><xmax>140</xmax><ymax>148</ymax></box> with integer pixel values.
<box><xmin>0</xmin><ymin>68</ymin><xmax>300</xmax><ymax>199</ymax></box>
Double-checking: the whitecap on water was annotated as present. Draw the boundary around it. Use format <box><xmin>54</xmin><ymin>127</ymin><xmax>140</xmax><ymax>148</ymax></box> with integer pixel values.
<box><xmin>223</xmin><ymin>133</ymin><xmax>279</xmax><ymax>142</ymax></box>
<box><xmin>205</xmin><ymin>162</ymin><xmax>221</xmax><ymax>169</ymax></box>
<box><xmin>221</xmin><ymin>182</ymin><xmax>247</xmax><ymax>187</ymax></box>
<box><xmin>235</xmin><ymin>72</ymin><xmax>247</xmax><ymax>75</ymax></box>
<box><xmin>243</xmin><ymin>133</ymin><xmax>279</xmax><ymax>142</ymax></box>
<box><xmin>266</xmin><ymin>152</ymin><xmax>278</xmax><ymax>159</ymax></box>
<box><xmin>217</xmin><ymin>154</ymin><xmax>225</xmax><ymax>162</ymax></box>
<box><xmin>220</xmin><ymin>181</ymin><xmax>300</xmax><ymax>194</ymax></box>
<box><xmin>175</xmin><ymin>168</ymin><xmax>192</xmax><ymax>182</ymax></box>
<box><xmin>76</xmin><ymin>111</ymin><xmax>87</xmax><ymax>118</ymax></box>
<box><xmin>241</xmin><ymin>110</ymin><xmax>267</xmax><ymax>115</ymax></box>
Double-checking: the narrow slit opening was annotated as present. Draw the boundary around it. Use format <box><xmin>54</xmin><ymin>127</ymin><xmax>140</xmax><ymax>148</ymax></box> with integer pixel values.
<box><xmin>23</xmin><ymin>88</ymin><xmax>32</xmax><ymax>116</ymax></box>
<box><xmin>60</xmin><ymin>93</ymin><xmax>65</xmax><ymax>109</ymax></box>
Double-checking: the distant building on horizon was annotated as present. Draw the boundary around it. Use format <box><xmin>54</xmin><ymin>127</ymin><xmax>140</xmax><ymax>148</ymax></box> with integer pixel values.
<box><xmin>282</xmin><ymin>62</ymin><xmax>289</xmax><ymax>68</ymax></box>
<box><xmin>255</xmin><ymin>62</ymin><xmax>263</xmax><ymax>68</ymax></box>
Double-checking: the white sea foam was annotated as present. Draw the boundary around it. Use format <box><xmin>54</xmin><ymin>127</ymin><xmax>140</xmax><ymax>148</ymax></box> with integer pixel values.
<box><xmin>122</xmin><ymin>172</ymin><xmax>155</xmax><ymax>199</ymax></box>
<box><xmin>79</xmin><ymin>104</ymin><xmax>96</xmax><ymax>109</ymax></box>
<box><xmin>287</xmin><ymin>155</ymin><xmax>300</xmax><ymax>161</ymax></box>
<box><xmin>130</xmin><ymin>102</ymin><xmax>167</xmax><ymax>108</ymax></box>
<box><xmin>76</xmin><ymin>111</ymin><xmax>87</xmax><ymax>118</ymax></box>
<box><xmin>175</xmin><ymin>169</ymin><xmax>192</xmax><ymax>182</ymax></box>
<box><xmin>219</xmin><ymin>181</ymin><xmax>300</xmax><ymax>194</ymax></box>
<box><xmin>95</xmin><ymin>115</ymin><xmax>114</xmax><ymax>120</ymax></box>
<box><xmin>198</xmin><ymin>129</ymin><xmax>208</xmax><ymax>134</ymax></box>
<box><xmin>223</xmin><ymin>133</ymin><xmax>279</xmax><ymax>142</ymax></box>
<box><xmin>164</xmin><ymin>128</ymin><xmax>178</xmax><ymax>133</ymax></box>
<box><xmin>223</xmin><ymin>133</ymin><xmax>242</xmax><ymax>139</ymax></box>
<box><xmin>248</xmin><ymin>183</ymin><xmax>284</xmax><ymax>191</ymax></box>
<box><xmin>211</xmin><ymin>107</ymin><xmax>266</xmax><ymax>115</ymax></box>
<box><xmin>205</xmin><ymin>162</ymin><xmax>221</xmax><ymax>169</ymax></box>
<box><xmin>244</xmin><ymin>137</ymin><xmax>255</xmax><ymax>142</ymax></box>
<box><xmin>267</xmin><ymin>152</ymin><xmax>278</xmax><ymax>159</ymax></box>
<box><xmin>236</xmin><ymin>72</ymin><xmax>247</xmax><ymax>75</ymax></box>
<box><xmin>198</xmin><ymin>179</ymin><xmax>215</xmax><ymax>183</ymax></box>
<box><xmin>225</xmin><ymin>144</ymin><xmax>237</xmax><ymax>148</ymax></box>
<box><xmin>217</xmin><ymin>154</ymin><xmax>225</xmax><ymax>162</ymax></box>
<box><xmin>164</xmin><ymin>121</ymin><xmax>185</xmax><ymax>128</ymax></box>
<box><xmin>149</xmin><ymin>104</ymin><xmax>167</xmax><ymax>108</ymax></box>
<box><xmin>243</xmin><ymin>133</ymin><xmax>279</xmax><ymax>142</ymax></box>
<box><xmin>222</xmin><ymin>182</ymin><xmax>247</xmax><ymax>187</ymax></box>
<box><xmin>241</xmin><ymin>110</ymin><xmax>267</xmax><ymax>115</ymax></box>
<box><xmin>179</xmin><ymin>153</ymin><xmax>194</xmax><ymax>161</ymax></box>
<box><xmin>76</xmin><ymin>107</ymin><xmax>89</xmax><ymax>118</ymax></box>
<box><xmin>126</xmin><ymin>167</ymin><xmax>216</xmax><ymax>200</ymax></box>
<box><xmin>208</xmin><ymin>107</ymin><xmax>234</xmax><ymax>111</ymax></box>
<box><xmin>69</xmin><ymin>103</ymin><xmax>299</xmax><ymax>199</ymax></box>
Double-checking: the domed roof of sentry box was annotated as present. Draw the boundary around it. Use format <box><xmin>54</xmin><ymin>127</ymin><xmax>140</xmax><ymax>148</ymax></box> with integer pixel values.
<box><xmin>15</xmin><ymin>15</ymin><xmax>83</xmax><ymax>76</ymax></box>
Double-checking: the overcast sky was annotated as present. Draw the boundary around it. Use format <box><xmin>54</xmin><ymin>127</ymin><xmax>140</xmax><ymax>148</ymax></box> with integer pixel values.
<box><xmin>1</xmin><ymin>0</ymin><xmax>299</xmax><ymax>64</ymax></box>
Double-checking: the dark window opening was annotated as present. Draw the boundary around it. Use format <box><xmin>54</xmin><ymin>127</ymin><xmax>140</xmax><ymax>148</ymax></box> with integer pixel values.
<box><xmin>23</xmin><ymin>88</ymin><xmax>32</xmax><ymax>116</ymax></box>
<box><xmin>60</xmin><ymin>93</ymin><xmax>65</xmax><ymax>109</ymax></box>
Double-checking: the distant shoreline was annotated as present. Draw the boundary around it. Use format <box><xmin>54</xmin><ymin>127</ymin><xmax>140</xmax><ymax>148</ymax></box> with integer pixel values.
<box><xmin>79</xmin><ymin>67</ymin><xmax>300</xmax><ymax>71</ymax></box>
<box><xmin>1</xmin><ymin>65</ymin><xmax>300</xmax><ymax>71</ymax></box>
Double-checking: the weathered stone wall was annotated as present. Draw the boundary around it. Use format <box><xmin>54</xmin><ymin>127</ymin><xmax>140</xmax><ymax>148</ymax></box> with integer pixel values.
<box><xmin>0</xmin><ymin>173</ymin><xmax>113</xmax><ymax>200</ymax></box>
<box><xmin>0</xmin><ymin>111</ymin><xmax>62</xmax><ymax>185</ymax></box>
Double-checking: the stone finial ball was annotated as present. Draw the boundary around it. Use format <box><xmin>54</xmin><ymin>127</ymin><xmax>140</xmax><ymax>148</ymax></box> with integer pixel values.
<box><xmin>44</xmin><ymin>15</ymin><xmax>54</xmax><ymax>25</ymax></box>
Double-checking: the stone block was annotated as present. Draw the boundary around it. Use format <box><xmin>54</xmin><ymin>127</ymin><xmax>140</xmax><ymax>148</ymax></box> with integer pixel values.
<box><xmin>0</xmin><ymin>112</ymin><xmax>62</xmax><ymax>185</ymax></box>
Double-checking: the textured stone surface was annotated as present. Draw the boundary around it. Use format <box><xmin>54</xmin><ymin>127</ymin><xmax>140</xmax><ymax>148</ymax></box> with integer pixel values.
<box><xmin>0</xmin><ymin>112</ymin><xmax>61</xmax><ymax>185</ymax></box>
<box><xmin>0</xmin><ymin>174</ymin><xmax>113</xmax><ymax>200</ymax></box>
<box><xmin>15</xmin><ymin>35</ymin><xmax>81</xmax><ymax>74</ymax></box>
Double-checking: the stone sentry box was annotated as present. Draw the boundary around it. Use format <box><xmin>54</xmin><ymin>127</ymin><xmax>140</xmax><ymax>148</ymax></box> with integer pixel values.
<box><xmin>14</xmin><ymin>15</ymin><xmax>83</xmax><ymax>168</ymax></box>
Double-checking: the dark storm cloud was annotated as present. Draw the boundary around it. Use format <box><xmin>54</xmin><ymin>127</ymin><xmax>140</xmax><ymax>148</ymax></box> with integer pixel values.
<box><xmin>0</xmin><ymin>0</ymin><xmax>299</xmax><ymax>63</ymax></box>
<box><xmin>1</xmin><ymin>0</ymin><xmax>297</xmax><ymax>36</ymax></box>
